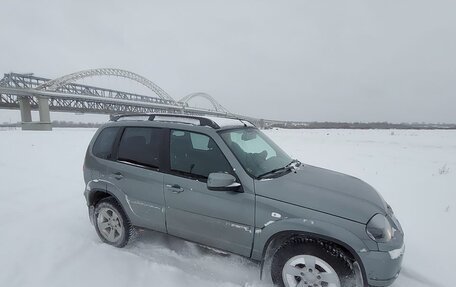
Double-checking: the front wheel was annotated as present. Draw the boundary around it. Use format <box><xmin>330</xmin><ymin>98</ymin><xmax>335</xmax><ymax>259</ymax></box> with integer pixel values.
<box><xmin>271</xmin><ymin>238</ymin><xmax>359</xmax><ymax>287</ymax></box>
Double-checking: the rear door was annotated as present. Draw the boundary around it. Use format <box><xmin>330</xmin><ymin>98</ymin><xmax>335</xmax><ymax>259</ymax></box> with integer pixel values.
<box><xmin>163</xmin><ymin>129</ymin><xmax>255</xmax><ymax>256</ymax></box>
<box><xmin>104</xmin><ymin>126</ymin><xmax>167</xmax><ymax>232</ymax></box>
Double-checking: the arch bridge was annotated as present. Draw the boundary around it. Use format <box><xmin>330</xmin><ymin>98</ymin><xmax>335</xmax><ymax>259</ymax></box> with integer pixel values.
<box><xmin>178</xmin><ymin>92</ymin><xmax>230</xmax><ymax>114</ymax></box>
<box><xmin>0</xmin><ymin>69</ymin><xmax>269</xmax><ymax>130</ymax></box>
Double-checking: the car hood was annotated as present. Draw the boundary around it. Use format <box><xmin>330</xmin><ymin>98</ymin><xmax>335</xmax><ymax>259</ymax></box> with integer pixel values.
<box><xmin>254</xmin><ymin>164</ymin><xmax>387</xmax><ymax>223</ymax></box>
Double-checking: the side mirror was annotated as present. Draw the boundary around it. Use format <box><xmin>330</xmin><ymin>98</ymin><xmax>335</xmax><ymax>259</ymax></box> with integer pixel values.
<box><xmin>207</xmin><ymin>172</ymin><xmax>242</xmax><ymax>191</ymax></box>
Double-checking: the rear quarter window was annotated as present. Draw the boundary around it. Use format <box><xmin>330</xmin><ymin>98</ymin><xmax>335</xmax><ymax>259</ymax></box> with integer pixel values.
<box><xmin>92</xmin><ymin>127</ymin><xmax>120</xmax><ymax>160</ymax></box>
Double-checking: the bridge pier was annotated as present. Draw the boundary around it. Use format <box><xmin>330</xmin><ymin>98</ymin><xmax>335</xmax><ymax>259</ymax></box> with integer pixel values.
<box><xmin>37</xmin><ymin>97</ymin><xmax>52</xmax><ymax>130</ymax></box>
<box><xmin>19</xmin><ymin>97</ymin><xmax>32</xmax><ymax>123</ymax></box>
<box><xmin>20</xmin><ymin>96</ymin><xmax>52</xmax><ymax>131</ymax></box>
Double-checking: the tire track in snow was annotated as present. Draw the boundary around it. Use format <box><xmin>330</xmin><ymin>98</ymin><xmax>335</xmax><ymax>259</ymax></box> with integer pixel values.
<box><xmin>123</xmin><ymin>230</ymin><xmax>267</xmax><ymax>286</ymax></box>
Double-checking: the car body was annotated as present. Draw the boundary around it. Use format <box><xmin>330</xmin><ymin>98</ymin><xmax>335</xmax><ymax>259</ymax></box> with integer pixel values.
<box><xmin>83</xmin><ymin>114</ymin><xmax>404</xmax><ymax>287</ymax></box>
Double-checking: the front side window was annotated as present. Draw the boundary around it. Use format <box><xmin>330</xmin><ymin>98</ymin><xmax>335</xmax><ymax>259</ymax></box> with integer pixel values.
<box><xmin>220</xmin><ymin>128</ymin><xmax>292</xmax><ymax>178</ymax></box>
<box><xmin>170</xmin><ymin>130</ymin><xmax>232</xmax><ymax>179</ymax></box>
<box><xmin>92</xmin><ymin>127</ymin><xmax>120</xmax><ymax>160</ymax></box>
<box><xmin>117</xmin><ymin>127</ymin><xmax>162</xmax><ymax>169</ymax></box>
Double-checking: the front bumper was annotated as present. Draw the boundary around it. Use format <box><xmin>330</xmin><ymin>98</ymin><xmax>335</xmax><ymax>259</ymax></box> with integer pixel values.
<box><xmin>360</xmin><ymin>244</ymin><xmax>405</xmax><ymax>287</ymax></box>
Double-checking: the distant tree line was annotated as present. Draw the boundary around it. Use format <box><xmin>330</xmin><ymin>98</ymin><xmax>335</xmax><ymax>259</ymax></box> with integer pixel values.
<box><xmin>50</xmin><ymin>121</ymin><xmax>103</xmax><ymax>128</ymax></box>
<box><xmin>267</xmin><ymin>121</ymin><xmax>456</xmax><ymax>130</ymax></box>
<box><xmin>0</xmin><ymin>120</ymin><xmax>103</xmax><ymax>128</ymax></box>
<box><xmin>1</xmin><ymin>120</ymin><xmax>455</xmax><ymax>130</ymax></box>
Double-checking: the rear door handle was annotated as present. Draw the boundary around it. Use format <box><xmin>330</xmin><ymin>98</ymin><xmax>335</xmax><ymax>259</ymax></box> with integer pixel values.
<box><xmin>113</xmin><ymin>172</ymin><xmax>123</xmax><ymax>180</ymax></box>
<box><xmin>166</xmin><ymin>184</ymin><xmax>184</xmax><ymax>193</ymax></box>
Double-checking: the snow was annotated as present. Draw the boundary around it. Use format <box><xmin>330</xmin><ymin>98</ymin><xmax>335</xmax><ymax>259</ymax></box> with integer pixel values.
<box><xmin>1</xmin><ymin>127</ymin><xmax>455</xmax><ymax>287</ymax></box>
<box><xmin>205</xmin><ymin>116</ymin><xmax>254</xmax><ymax>128</ymax></box>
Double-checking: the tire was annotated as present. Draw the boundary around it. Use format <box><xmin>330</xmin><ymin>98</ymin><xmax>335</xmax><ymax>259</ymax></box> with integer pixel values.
<box><xmin>93</xmin><ymin>197</ymin><xmax>133</xmax><ymax>248</ymax></box>
<box><xmin>271</xmin><ymin>237</ymin><xmax>357</xmax><ymax>287</ymax></box>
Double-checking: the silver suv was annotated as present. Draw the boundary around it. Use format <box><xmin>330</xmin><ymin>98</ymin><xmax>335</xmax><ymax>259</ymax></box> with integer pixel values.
<box><xmin>83</xmin><ymin>114</ymin><xmax>404</xmax><ymax>287</ymax></box>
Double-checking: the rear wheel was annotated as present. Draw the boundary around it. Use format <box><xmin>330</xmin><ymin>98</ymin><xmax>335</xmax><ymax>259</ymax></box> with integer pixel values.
<box><xmin>271</xmin><ymin>238</ymin><xmax>358</xmax><ymax>287</ymax></box>
<box><xmin>94</xmin><ymin>197</ymin><xmax>132</xmax><ymax>248</ymax></box>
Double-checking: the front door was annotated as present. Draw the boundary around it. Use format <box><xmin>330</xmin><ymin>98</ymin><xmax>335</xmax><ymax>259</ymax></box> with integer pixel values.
<box><xmin>164</xmin><ymin>130</ymin><xmax>255</xmax><ymax>256</ymax></box>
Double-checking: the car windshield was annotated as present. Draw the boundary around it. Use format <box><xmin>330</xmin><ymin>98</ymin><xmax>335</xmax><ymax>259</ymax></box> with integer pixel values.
<box><xmin>220</xmin><ymin>128</ymin><xmax>293</xmax><ymax>178</ymax></box>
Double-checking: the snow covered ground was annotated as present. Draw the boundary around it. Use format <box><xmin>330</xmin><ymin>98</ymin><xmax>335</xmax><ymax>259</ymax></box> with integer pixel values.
<box><xmin>0</xmin><ymin>128</ymin><xmax>454</xmax><ymax>287</ymax></box>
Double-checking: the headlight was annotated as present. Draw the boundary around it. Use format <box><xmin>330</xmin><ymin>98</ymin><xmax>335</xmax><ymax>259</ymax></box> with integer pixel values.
<box><xmin>366</xmin><ymin>214</ymin><xmax>393</xmax><ymax>243</ymax></box>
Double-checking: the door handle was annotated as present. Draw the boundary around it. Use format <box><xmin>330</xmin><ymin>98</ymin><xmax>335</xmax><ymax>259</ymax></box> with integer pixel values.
<box><xmin>166</xmin><ymin>184</ymin><xmax>184</xmax><ymax>193</ymax></box>
<box><xmin>113</xmin><ymin>172</ymin><xmax>123</xmax><ymax>180</ymax></box>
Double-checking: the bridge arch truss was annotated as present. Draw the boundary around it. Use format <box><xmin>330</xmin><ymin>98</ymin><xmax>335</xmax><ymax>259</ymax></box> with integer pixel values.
<box><xmin>37</xmin><ymin>68</ymin><xmax>176</xmax><ymax>103</ymax></box>
<box><xmin>178</xmin><ymin>92</ymin><xmax>230</xmax><ymax>113</ymax></box>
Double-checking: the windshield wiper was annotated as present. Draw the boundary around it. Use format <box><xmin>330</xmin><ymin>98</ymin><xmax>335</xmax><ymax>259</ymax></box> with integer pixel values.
<box><xmin>257</xmin><ymin>159</ymin><xmax>301</xmax><ymax>179</ymax></box>
<box><xmin>286</xmin><ymin>159</ymin><xmax>301</xmax><ymax>168</ymax></box>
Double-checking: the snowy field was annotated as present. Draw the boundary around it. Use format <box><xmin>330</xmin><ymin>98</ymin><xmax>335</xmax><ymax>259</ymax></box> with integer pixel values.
<box><xmin>0</xmin><ymin>128</ymin><xmax>454</xmax><ymax>287</ymax></box>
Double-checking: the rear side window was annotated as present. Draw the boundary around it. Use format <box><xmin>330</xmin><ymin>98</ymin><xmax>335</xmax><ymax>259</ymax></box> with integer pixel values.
<box><xmin>117</xmin><ymin>127</ymin><xmax>162</xmax><ymax>169</ymax></box>
<box><xmin>92</xmin><ymin>127</ymin><xmax>120</xmax><ymax>160</ymax></box>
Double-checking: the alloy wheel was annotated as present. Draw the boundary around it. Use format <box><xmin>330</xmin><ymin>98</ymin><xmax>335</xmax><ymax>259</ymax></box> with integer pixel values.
<box><xmin>282</xmin><ymin>255</ymin><xmax>341</xmax><ymax>287</ymax></box>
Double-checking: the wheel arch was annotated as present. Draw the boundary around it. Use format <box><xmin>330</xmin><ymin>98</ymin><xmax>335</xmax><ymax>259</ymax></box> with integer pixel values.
<box><xmin>87</xmin><ymin>188</ymin><xmax>122</xmax><ymax>208</ymax></box>
<box><xmin>86</xmin><ymin>187</ymin><xmax>133</xmax><ymax>226</ymax></box>
<box><xmin>255</xmin><ymin>220</ymin><xmax>370</xmax><ymax>286</ymax></box>
<box><xmin>262</xmin><ymin>230</ymin><xmax>361</xmax><ymax>262</ymax></box>
<box><xmin>260</xmin><ymin>230</ymin><xmax>368</xmax><ymax>286</ymax></box>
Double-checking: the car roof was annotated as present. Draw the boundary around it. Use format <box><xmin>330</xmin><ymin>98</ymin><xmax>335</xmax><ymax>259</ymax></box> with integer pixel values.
<box><xmin>109</xmin><ymin>113</ymin><xmax>256</xmax><ymax>130</ymax></box>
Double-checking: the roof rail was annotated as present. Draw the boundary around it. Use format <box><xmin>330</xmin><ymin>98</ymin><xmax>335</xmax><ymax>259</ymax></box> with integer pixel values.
<box><xmin>110</xmin><ymin>113</ymin><xmax>221</xmax><ymax>129</ymax></box>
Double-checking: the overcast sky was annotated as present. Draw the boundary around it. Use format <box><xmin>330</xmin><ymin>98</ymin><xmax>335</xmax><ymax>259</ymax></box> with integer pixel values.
<box><xmin>1</xmin><ymin>0</ymin><xmax>455</xmax><ymax>123</ymax></box>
